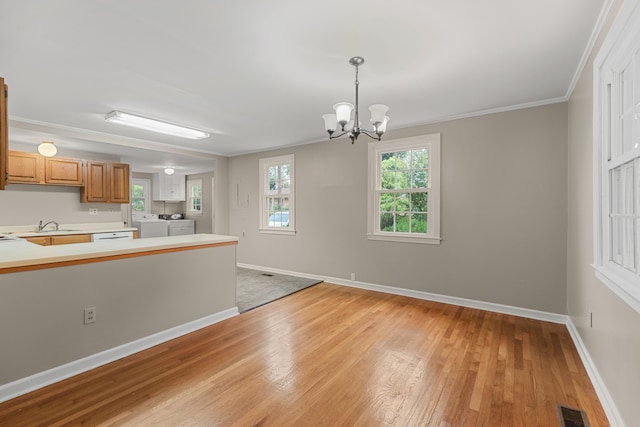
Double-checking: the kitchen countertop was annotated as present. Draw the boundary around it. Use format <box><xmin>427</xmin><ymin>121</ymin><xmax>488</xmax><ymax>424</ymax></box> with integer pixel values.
<box><xmin>0</xmin><ymin>222</ymin><xmax>137</xmax><ymax>237</ymax></box>
<box><xmin>0</xmin><ymin>233</ymin><xmax>239</xmax><ymax>272</ymax></box>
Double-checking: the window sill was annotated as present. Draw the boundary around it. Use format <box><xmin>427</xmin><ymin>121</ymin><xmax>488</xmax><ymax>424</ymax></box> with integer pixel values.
<box><xmin>259</xmin><ymin>228</ymin><xmax>296</xmax><ymax>236</ymax></box>
<box><xmin>367</xmin><ymin>234</ymin><xmax>441</xmax><ymax>245</ymax></box>
<box><xmin>593</xmin><ymin>264</ymin><xmax>640</xmax><ymax>315</ymax></box>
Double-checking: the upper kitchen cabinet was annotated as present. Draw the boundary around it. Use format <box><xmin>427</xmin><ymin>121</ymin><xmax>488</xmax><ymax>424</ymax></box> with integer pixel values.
<box><xmin>45</xmin><ymin>157</ymin><xmax>84</xmax><ymax>185</ymax></box>
<box><xmin>109</xmin><ymin>163</ymin><xmax>130</xmax><ymax>203</ymax></box>
<box><xmin>81</xmin><ymin>161</ymin><xmax>130</xmax><ymax>204</ymax></box>
<box><xmin>7</xmin><ymin>151</ymin><xmax>43</xmax><ymax>183</ymax></box>
<box><xmin>0</xmin><ymin>77</ymin><xmax>7</xmax><ymax>190</ymax></box>
<box><xmin>153</xmin><ymin>173</ymin><xmax>185</xmax><ymax>202</ymax></box>
<box><xmin>7</xmin><ymin>151</ymin><xmax>83</xmax><ymax>186</ymax></box>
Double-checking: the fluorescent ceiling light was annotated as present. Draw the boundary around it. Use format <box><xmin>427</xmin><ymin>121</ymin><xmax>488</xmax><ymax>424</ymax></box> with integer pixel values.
<box><xmin>105</xmin><ymin>111</ymin><xmax>209</xmax><ymax>140</ymax></box>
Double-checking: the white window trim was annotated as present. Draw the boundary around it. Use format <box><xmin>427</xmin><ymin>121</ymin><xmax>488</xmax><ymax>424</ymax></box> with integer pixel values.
<box><xmin>594</xmin><ymin>0</ymin><xmax>640</xmax><ymax>315</ymax></box>
<box><xmin>367</xmin><ymin>133</ymin><xmax>441</xmax><ymax>245</ymax></box>
<box><xmin>259</xmin><ymin>154</ymin><xmax>295</xmax><ymax>236</ymax></box>
<box><xmin>131</xmin><ymin>178</ymin><xmax>151</xmax><ymax>214</ymax></box>
<box><xmin>186</xmin><ymin>178</ymin><xmax>203</xmax><ymax>216</ymax></box>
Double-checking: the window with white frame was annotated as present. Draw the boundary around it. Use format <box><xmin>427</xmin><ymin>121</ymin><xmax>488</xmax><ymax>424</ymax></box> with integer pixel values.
<box><xmin>131</xmin><ymin>178</ymin><xmax>150</xmax><ymax>214</ymax></box>
<box><xmin>259</xmin><ymin>154</ymin><xmax>295</xmax><ymax>235</ymax></box>
<box><xmin>368</xmin><ymin>134</ymin><xmax>441</xmax><ymax>244</ymax></box>
<box><xmin>187</xmin><ymin>179</ymin><xmax>203</xmax><ymax>215</ymax></box>
<box><xmin>594</xmin><ymin>2</ymin><xmax>640</xmax><ymax>313</ymax></box>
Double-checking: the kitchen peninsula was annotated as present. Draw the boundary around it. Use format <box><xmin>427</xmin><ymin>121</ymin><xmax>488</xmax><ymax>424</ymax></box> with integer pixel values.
<box><xmin>0</xmin><ymin>233</ymin><xmax>239</xmax><ymax>402</ymax></box>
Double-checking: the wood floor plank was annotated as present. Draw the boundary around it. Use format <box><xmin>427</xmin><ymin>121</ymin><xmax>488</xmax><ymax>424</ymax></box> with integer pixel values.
<box><xmin>0</xmin><ymin>283</ymin><xmax>609</xmax><ymax>426</ymax></box>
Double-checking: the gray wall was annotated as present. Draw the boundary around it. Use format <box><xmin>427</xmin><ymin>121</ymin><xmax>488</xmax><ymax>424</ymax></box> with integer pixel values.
<box><xmin>0</xmin><ymin>245</ymin><xmax>237</xmax><ymax>385</ymax></box>
<box><xmin>567</xmin><ymin>0</ymin><xmax>640</xmax><ymax>425</ymax></box>
<box><xmin>229</xmin><ymin>103</ymin><xmax>568</xmax><ymax>313</ymax></box>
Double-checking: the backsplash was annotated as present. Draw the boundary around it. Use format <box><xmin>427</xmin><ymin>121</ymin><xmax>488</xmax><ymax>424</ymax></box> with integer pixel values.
<box><xmin>0</xmin><ymin>184</ymin><xmax>124</xmax><ymax>226</ymax></box>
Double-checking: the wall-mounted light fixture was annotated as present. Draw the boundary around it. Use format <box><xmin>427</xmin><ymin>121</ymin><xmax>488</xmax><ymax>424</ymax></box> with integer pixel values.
<box><xmin>164</xmin><ymin>167</ymin><xmax>175</xmax><ymax>175</ymax></box>
<box><xmin>105</xmin><ymin>111</ymin><xmax>210</xmax><ymax>140</ymax></box>
<box><xmin>37</xmin><ymin>141</ymin><xmax>57</xmax><ymax>157</ymax></box>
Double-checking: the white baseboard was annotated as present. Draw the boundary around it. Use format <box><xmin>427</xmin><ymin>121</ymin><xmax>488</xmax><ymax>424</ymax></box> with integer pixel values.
<box><xmin>0</xmin><ymin>307</ymin><xmax>239</xmax><ymax>404</ymax></box>
<box><xmin>240</xmin><ymin>262</ymin><xmax>623</xmax><ymax>426</ymax></box>
<box><xmin>566</xmin><ymin>317</ymin><xmax>625</xmax><ymax>427</ymax></box>
<box><xmin>238</xmin><ymin>263</ymin><xmax>566</xmax><ymax>323</ymax></box>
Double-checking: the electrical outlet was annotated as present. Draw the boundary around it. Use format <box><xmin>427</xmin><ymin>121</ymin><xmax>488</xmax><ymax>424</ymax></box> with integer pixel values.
<box><xmin>350</xmin><ymin>273</ymin><xmax>356</xmax><ymax>281</ymax></box>
<box><xmin>84</xmin><ymin>307</ymin><xmax>97</xmax><ymax>324</ymax></box>
<box><xmin>89</xmin><ymin>208</ymin><xmax>98</xmax><ymax>215</ymax></box>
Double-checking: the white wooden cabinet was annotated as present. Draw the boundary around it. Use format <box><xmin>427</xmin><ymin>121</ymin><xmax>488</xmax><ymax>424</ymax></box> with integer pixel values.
<box><xmin>153</xmin><ymin>173</ymin><xmax>186</xmax><ymax>202</ymax></box>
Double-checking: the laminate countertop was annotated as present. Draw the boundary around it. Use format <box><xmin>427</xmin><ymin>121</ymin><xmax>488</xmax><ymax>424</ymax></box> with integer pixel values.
<box><xmin>0</xmin><ymin>234</ymin><xmax>239</xmax><ymax>273</ymax></box>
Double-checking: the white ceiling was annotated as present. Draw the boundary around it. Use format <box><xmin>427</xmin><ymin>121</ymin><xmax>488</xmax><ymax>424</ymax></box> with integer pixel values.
<box><xmin>0</xmin><ymin>0</ymin><xmax>606</xmax><ymax>173</ymax></box>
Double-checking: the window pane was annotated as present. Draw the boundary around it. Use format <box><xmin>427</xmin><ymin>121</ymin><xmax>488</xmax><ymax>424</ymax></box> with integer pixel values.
<box><xmin>410</xmin><ymin>213</ymin><xmax>428</xmax><ymax>233</ymax></box>
<box><xmin>380</xmin><ymin>193</ymin><xmax>395</xmax><ymax>212</ymax></box>
<box><xmin>396</xmin><ymin>171</ymin><xmax>411</xmax><ymax>190</ymax></box>
<box><xmin>381</xmin><ymin>171</ymin><xmax>395</xmax><ymax>190</ymax></box>
<box><xmin>396</xmin><ymin>151</ymin><xmax>410</xmax><ymax>170</ymax></box>
<box><xmin>380</xmin><ymin>212</ymin><xmax>394</xmax><ymax>232</ymax></box>
<box><xmin>411</xmin><ymin>192</ymin><xmax>428</xmax><ymax>212</ymax></box>
<box><xmin>396</xmin><ymin>193</ymin><xmax>409</xmax><ymax>212</ymax></box>
<box><xmin>281</xmin><ymin>179</ymin><xmax>291</xmax><ymax>194</ymax></box>
<box><xmin>396</xmin><ymin>213</ymin><xmax>409</xmax><ymax>232</ymax></box>
<box><xmin>412</xmin><ymin>170</ymin><xmax>427</xmax><ymax>188</ymax></box>
<box><xmin>132</xmin><ymin>199</ymin><xmax>145</xmax><ymax>212</ymax></box>
<box><xmin>381</xmin><ymin>152</ymin><xmax>397</xmax><ymax>170</ymax></box>
<box><xmin>412</xmin><ymin>149</ymin><xmax>428</xmax><ymax>169</ymax></box>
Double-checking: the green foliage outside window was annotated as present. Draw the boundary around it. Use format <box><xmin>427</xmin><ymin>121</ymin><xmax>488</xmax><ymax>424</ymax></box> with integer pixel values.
<box><xmin>131</xmin><ymin>184</ymin><xmax>145</xmax><ymax>212</ymax></box>
<box><xmin>379</xmin><ymin>149</ymin><xmax>429</xmax><ymax>233</ymax></box>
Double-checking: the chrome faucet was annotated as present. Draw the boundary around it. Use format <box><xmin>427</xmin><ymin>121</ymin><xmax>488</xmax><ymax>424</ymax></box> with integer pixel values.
<box><xmin>38</xmin><ymin>220</ymin><xmax>60</xmax><ymax>232</ymax></box>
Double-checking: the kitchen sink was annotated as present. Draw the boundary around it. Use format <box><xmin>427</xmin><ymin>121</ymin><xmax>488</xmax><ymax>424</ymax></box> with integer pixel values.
<box><xmin>35</xmin><ymin>229</ymin><xmax>79</xmax><ymax>233</ymax></box>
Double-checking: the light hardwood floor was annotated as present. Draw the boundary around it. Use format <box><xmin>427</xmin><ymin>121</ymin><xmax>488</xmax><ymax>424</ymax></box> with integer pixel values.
<box><xmin>0</xmin><ymin>283</ymin><xmax>608</xmax><ymax>426</ymax></box>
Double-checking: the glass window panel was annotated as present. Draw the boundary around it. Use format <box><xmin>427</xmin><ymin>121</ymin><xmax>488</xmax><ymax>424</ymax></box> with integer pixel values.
<box><xmin>281</xmin><ymin>179</ymin><xmax>291</xmax><ymax>194</ymax></box>
<box><xmin>396</xmin><ymin>193</ymin><xmax>409</xmax><ymax>212</ymax></box>
<box><xmin>410</xmin><ymin>213</ymin><xmax>428</xmax><ymax>233</ymax></box>
<box><xmin>396</xmin><ymin>213</ymin><xmax>410</xmax><ymax>232</ymax></box>
<box><xmin>396</xmin><ymin>171</ymin><xmax>411</xmax><ymax>190</ymax></box>
<box><xmin>380</xmin><ymin>213</ymin><xmax>394</xmax><ymax>232</ymax></box>
<box><xmin>281</xmin><ymin>165</ymin><xmax>291</xmax><ymax>180</ymax></box>
<box><xmin>395</xmin><ymin>151</ymin><xmax>410</xmax><ymax>170</ymax></box>
<box><xmin>381</xmin><ymin>171</ymin><xmax>395</xmax><ymax>190</ymax></box>
<box><xmin>412</xmin><ymin>170</ymin><xmax>427</xmax><ymax>189</ymax></box>
<box><xmin>411</xmin><ymin>192</ymin><xmax>428</xmax><ymax>212</ymax></box>
<box><xmin>380</xmin><ymin>193</ymin><xmax>395</xmax><ymax>212</ymax></box>
<box><xmin>381</xmin><ymin>152</ymin><xmax>395</xmax><ymax>169</ymax></box>
<box><xmin>412</xmin><ymin>149</ymin><xmax>428</xmax><ymax>169</ymax></box>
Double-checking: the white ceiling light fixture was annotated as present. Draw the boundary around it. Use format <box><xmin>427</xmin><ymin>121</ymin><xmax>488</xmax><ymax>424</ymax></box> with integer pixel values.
<box><xmin>164</xmin><ymin>167</ymin><xmax>175</xmax><ymax>175</ymax></box>
<box><xmin>105</xmin><ymin>111</ymin><xmax>210</xmax><ymax>140</ymax></box>
<box><xmin>37</xmin><ymin>141</ymin><xmax>57</xmax><ymax>157</ymax></box>
<box><xmin>322</xmin><ymin>57</ymin><xmax>390</xmax><ymax>144</ymax></box>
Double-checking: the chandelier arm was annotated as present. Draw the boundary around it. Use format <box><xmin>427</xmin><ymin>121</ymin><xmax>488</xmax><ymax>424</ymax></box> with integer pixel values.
<box><xmin>358</xmin><ymin>129</ymin><xmax>382</xmax><ymax>141</ymax></box>
<box><xmin>328</xmin><ymin>130</ymin><xmax>350</xmax><ymax>140</ymax></box>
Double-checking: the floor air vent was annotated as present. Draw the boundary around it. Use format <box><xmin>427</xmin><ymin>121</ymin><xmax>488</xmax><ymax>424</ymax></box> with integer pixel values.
<box><xmin>557</xmin><ymin>404</ymin><xmax>590</xmax><ymax>427</ymax></box>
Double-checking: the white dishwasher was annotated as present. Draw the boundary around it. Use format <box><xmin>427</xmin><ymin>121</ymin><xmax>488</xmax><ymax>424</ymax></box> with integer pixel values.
<box><xmin>167</xmin><ymin>219</ymin><xmax>195</xmax><ymax>236</ymax></box>
<box><xmin>92</xmin><ymin>231</ymin><xmax>134</xmax><ymax>242</ymax></box>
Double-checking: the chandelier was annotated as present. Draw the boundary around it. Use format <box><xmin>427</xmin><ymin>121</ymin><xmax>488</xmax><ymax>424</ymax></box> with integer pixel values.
<box><xmin>322</xmin><ymin>56</ymin><xmax>390</xmax><ymax>143</ymax></box>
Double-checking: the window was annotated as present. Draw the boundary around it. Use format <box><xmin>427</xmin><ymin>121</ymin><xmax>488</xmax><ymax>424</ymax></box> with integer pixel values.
<box><xmin>259</xmin><ymin>154</ymin><xmax>295</xmax><ymax>235</ymax></box>
<box><xmin>187</xmin><ymin>179</ymin><xmax>203</xmax><ymax>215</ymax></box>
<box><xmin>594</xmin><ymin>3</ymin><xmax>640</xmax><ymax>313</ymax></box>
<box><xmin>131</xmin><ymin>178</ymin><xmax>150</xmax><ymax>214</ymax></box>
<box><xmin>368</xmin><ymin>134</ymin><xmax>440</xmax><ymax>244</ymax></box>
